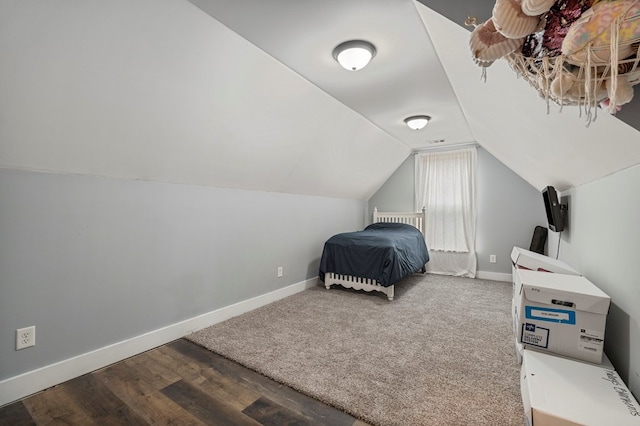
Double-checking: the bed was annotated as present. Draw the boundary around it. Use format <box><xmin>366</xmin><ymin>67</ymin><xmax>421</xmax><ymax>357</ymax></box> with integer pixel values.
<box><xmin>319</xmin><ymin>208</ymin><xmax>429</xmax><ymax>300</ymax></box>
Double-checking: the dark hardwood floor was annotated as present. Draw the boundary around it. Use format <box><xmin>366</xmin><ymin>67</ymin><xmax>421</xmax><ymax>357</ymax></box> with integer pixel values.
<box><xmin>0</xmin><ymin>339</ymin><xmax>368</xmax><ymax>426</ymax></box>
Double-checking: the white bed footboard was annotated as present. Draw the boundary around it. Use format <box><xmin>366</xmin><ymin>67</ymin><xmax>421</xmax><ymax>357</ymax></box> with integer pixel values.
<box><xmin>324</xmin><ymin>272</ymin><xmax>394</xmax><ymax>301</ymax></box>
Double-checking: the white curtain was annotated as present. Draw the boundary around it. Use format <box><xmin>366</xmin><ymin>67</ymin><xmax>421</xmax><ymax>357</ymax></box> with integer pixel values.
<box><xmin>415</xmin><ymin>147</ymin><xmax>477</xmax><ymax>277</ymax></box>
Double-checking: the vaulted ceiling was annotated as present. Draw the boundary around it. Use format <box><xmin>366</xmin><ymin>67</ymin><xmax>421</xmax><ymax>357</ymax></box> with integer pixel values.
<box><xmin>1</xmin><ymin>0</ymin><xmax>639</xmax><ymax>199</ymax></box>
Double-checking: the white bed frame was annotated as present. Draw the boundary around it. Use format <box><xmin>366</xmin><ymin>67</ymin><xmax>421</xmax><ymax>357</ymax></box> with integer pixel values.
<box><xmin>324</xmin><ymin>207</ymin><xmax>427</xmax><ymax>301</ymax></box>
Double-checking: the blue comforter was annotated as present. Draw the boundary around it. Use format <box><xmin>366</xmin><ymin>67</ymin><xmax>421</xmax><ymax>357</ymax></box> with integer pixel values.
<box><xmin>319</xmin><ymin>222</ymin><xmax>429</xmax><ymax>287</ymax></box>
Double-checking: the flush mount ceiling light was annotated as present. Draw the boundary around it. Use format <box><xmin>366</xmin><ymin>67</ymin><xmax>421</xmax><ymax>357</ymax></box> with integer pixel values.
<box><xmin>404</xmin><ymin>115</ymin><xmax>431</xmax><ymax>130</ymax></box>
<box><xmin>332</xmin><ymin>40</ymin><xmax>376</xmax><ymax>71</ymax></box>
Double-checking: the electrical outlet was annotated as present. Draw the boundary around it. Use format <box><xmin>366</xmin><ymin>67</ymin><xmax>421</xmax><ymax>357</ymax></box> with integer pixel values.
<box><xmin>489</xmin><ymin>255</ymin><xmax>497</xmax><ymax>263</ymax></box>
<box><xmin>277</xmin><ymin>266</ymin><xmax>283</xmax><ymax>277</ymax></box>
<box><xmin>16</xmin><ymin>326</ymin><xmax>35</xmax><ymax>350</ymax></box>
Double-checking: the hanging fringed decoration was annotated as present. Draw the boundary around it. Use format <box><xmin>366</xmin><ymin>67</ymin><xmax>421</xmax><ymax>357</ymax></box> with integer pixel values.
<box><xmin>468</xmin><ymin>0</ymin><xmax>640</xmax><ymax>123</ymax></box>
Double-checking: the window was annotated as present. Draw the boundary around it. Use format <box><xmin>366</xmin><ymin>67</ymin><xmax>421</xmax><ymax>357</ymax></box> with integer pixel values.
<box><xmin>415</xmin><ymin>147</ymin><xmax>477</xmax><ymax>277</ymax></box>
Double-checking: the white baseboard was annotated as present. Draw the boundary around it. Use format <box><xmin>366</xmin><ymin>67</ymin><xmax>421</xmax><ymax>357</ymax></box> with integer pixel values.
<box><xmin>0</xmin><ymin>278</ymin><xmax>319</xmax><ymax>407</ymax></box>
<box><xmin>475</xmin><ymin>270</ymin><xmax>512</xmax><ymax>282</ymax></box>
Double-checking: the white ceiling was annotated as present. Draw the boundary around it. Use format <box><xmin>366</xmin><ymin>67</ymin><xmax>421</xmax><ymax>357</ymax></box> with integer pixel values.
<box><xmin>418</xmin><ymin>4</ymin><xmax>640</xmax><ymax>192</ymax></box>
<box><xmin>1</xmin><ymin>0</ymin><xmax>639</xmax><ymax>200</ymax></box>
<box><xmin>188</xmin><ymin>0</ymin><xmax>475</xmax><ymax>149</ymax></box>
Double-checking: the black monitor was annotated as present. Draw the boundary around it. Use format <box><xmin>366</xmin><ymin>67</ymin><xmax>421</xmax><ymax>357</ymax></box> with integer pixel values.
<box><xmin>542</xmin><ymin>186</ymin><xmax>565</xmax><ymax>232</ymax></box>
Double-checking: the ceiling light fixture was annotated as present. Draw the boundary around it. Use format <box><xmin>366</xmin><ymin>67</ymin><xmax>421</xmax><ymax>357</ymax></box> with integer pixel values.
<box><xmin>332</xmin><ymin>40</ymin><xmax>376</xmax><ymax>71</ymax></box>
<box><xmin>404</xmin><ymin>115</ymin><xmax>431</xmax><ymax>130</ymax></box>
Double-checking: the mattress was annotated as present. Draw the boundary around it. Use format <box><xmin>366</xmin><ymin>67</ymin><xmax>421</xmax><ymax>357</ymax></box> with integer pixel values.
<box><xmin>319</xmin><ymin>222</ymin><xmax>429</xmax><ymax>287</ymax></box>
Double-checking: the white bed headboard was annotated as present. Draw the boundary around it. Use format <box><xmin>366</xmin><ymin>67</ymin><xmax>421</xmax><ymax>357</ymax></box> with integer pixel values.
<box><xmin>372</xmin><ymin>207</ymin><xmax>427</xmax><ymax>236</ymax></box>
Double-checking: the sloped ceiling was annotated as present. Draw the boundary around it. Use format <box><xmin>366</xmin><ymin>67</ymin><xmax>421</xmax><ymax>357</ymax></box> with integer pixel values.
<box><xmin>187</xmin><ymin>0</ymin><xmax>475</xmax><ymax>149</ymax></box>
<box><xmin>420</xmin><ymin>0</ymin><xmax>640</xmax><ymax>132</ymax></box>
<box><xmin>417</xmin><ymin>2</ymin><xmax>640</xmax><ymax>191</ymax></box>
<box><xmin>0</xmin><ymin>0</ymin><xmax>413</xmax><ymax>199</ymax></box>
<box><xmin>1</xmin><ymin>0</ymin><xmax>639</xmax><ymax>200</ymax></box>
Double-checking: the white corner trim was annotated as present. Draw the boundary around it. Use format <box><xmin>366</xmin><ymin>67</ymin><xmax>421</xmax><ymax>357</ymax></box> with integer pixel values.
<box><xmin>475</xmin><ymin>270</ymin><xmax>512</xmax><ymax>282</ymax></box>
<box><xmin>0</xmin><ymin>278</ymin><xmax>319</xmax><ymax>408</ymax></box>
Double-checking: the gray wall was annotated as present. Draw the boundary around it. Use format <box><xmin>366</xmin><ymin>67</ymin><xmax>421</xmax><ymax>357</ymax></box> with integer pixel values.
<box><xmin>551</xmin><ymin>164</ymin><xmax>640</xmax><ymax>398</ymax></box>
<box><xmin>368</xmin><ymin>147</ymin><xmax>547</xmax><ymax>275</ymax></box>
<box><xmin>476</xmin><ymin>148</ymin><xmax>547</xmax><ymax>273</ymax></box>
<box><xmin>0</xmin><ymin>168</ymin><xmax>364</xmax><ymax>380</ymax></box>
<box><xmin>368</xmin><ymin>156</ymin><xmax>416</xmax><ymax>213</ymax></box>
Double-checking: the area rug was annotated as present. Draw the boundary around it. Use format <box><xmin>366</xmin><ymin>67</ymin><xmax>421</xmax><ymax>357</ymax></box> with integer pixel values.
<box><xmin>186</xmin><ymin>274</ymin><xmax>523</xmax><ymax>425</ymax></box>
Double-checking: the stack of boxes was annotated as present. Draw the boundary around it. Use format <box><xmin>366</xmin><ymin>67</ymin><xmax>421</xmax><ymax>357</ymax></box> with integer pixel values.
<box><xmin>510</xmin><ymin>247</ymin><xmax>581</xmax><ymax>363</ymax></box>
<box><xmin>510</xmin><ymin>247</ymin><xmax>640</xmax><ymax>425</ymax></box>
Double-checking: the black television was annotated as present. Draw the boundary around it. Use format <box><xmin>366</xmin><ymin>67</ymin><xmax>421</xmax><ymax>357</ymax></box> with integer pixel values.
<box><xmin>542</xmin><ymin>186</ymin><xmax>565</xmax><ymax>232</ymax></box>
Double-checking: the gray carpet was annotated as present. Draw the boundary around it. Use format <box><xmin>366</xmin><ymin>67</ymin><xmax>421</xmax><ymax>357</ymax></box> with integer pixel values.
<box><xmin>187</xmin><ymin>274</ymin><xmax>523</xmax><ymax>425</ymax></box>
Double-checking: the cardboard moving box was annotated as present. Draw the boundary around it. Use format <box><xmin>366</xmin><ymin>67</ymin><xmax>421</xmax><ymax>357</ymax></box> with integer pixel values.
<box><xmin>510</xmin><ymin>247</ymin><xmax>579</xmax><ymax>302</ymax></box>
<box><xmin>514</xmin><ymin>269</ymin><xmax>610</xmax><ymax>364</ymax></box>
<box><xmin>521</xmin><ymin>349</ymin><xmax>640</xmax><ymax>425</ymax></box>
<box><xmin>511</xmin><ymin>246</ymin><xmax>579</xmax><ymax>275</ymax></box>
<box><xmin>514</xmin><ymin>336</ymin><xmax>615</xmax><ymax>367</ymax></box>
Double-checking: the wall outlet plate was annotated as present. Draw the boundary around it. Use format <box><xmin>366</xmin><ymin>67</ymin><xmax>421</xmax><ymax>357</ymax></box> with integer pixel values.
<box><xmin>16</xmin><ymin>326</ymin><xmax>35</xmax><ymax>350</ymax></box>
